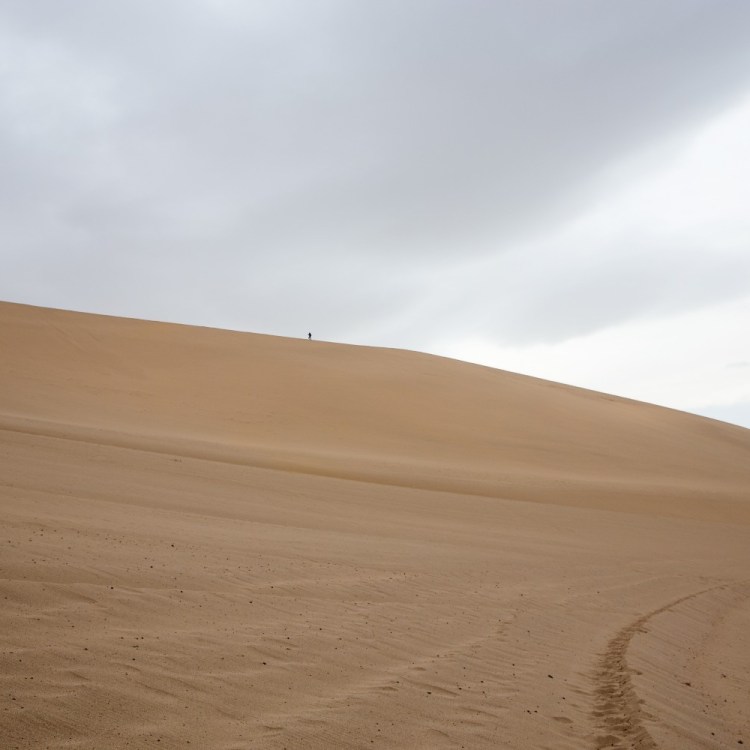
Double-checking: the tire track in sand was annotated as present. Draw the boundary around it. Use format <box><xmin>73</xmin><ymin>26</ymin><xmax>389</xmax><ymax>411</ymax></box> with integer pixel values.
<box><xmin>592</xmin><ymin>584</ymin><xmax>724</xmax><ymax>750</ymax></box>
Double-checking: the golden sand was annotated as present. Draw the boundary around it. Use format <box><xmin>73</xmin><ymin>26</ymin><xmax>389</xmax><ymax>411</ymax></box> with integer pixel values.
<box><xmin>1</xmin><ymin>301</ymin><xmax>748</xmax><ymax>748</ymax></box>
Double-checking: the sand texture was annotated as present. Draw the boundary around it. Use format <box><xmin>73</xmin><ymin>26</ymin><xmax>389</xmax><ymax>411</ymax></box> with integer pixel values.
<box><xmin>1</xmin><ymin>300</ymin><xmax>749</xmax><ymax>749</ymax></box>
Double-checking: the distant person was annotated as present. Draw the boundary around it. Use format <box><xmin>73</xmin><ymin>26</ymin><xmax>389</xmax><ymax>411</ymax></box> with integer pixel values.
<box><xmin>308</xmin><ymin>332</ymin><xmax>312</xmax><ymax>340</ymax></box>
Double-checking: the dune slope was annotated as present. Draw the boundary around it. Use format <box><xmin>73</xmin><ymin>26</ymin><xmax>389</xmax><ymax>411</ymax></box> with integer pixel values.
<box><xmin>1</xmin><ymin>301</ymin><xmax>749</xmax><ymax>749</ymax></box>
<box><xmin>2</xmin><ymin>301</ymin><xmax>749</xmax><ymax>519</ymax></box>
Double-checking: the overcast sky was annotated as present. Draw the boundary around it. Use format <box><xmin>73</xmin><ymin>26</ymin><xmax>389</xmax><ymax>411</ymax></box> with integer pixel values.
<box><xmin>2</xmin><ymin>1</ymin><xmax>750</xmax><ymax>428</ymax></box>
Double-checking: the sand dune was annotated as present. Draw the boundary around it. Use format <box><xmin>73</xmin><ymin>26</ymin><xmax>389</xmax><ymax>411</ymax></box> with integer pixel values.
<box><xmin>1</xmin><ymin>300</ymin><xmax>748</xmax><ymax>748</ymax></box>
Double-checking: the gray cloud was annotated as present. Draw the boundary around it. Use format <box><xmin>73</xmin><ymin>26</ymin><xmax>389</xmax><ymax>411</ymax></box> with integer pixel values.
<box><xmin>452</xmin><ymin>236</ymin><xmax>750</xmax><ymax>345</ymax></box>
<box><xmin>2</xmin><ymin>0</ymin><xmax>750</xmax><ymax>349</ymax></box>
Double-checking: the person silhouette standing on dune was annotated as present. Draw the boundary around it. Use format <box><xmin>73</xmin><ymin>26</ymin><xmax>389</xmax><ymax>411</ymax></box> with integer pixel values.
<box><xmin>308</xmin><ymin>332</ymin><xmax>312</xmax><ymax>340</ymax></box>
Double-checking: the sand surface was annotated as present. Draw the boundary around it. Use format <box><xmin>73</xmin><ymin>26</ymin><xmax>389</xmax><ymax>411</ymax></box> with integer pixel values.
<box><xmin>1</xmin><ymin>301</ymin><xmax>749</xmax><ymax>749</ymax></box>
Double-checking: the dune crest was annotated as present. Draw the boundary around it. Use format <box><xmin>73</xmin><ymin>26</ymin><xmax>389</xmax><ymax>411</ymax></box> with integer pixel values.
<box><xmin>2</xmin><ymin>301</ymin><xmax>749</xmax><ymax>520</ymax></box>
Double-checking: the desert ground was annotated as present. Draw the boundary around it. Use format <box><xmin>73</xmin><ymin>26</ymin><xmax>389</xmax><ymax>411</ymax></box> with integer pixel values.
<box><xmin>1</xmin><ymin>300</ymin><xmax>748</xmax><ymax>749</ymax></box>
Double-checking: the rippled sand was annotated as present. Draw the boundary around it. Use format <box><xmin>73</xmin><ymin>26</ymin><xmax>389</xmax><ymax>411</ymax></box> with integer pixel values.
<box><xmin>1</xmin><ymin>301</ymin><xmax>748</xmax><ymax>749</ymax></box>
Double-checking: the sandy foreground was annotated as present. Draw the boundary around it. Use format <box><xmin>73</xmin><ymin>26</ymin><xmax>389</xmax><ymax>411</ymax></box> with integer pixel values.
<box><xmin>1</xmin><ymin>301</ymin><xmax>749</xmax><ymax>750</ymax></box>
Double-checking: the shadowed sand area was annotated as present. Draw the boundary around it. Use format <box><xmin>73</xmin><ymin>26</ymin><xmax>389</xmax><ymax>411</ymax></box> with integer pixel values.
<box><xmin>1</xmin><ymin>300</ymin><xmax>749</xmax><ymax>749</ymax></box>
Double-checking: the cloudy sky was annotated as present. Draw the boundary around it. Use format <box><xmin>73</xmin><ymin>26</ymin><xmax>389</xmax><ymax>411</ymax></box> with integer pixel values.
<box><xmin>2</xmin><ymin>1</ymin><xmax>750</xmax><ymax>428</ymax></box>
